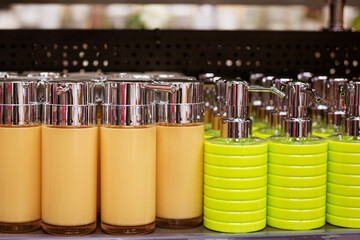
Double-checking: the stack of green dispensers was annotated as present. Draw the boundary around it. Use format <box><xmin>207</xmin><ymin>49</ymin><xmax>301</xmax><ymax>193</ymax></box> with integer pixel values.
<box><xmin>327</xmin><ymin>80</ymin><xmax>360</xmax><ymax>228</ymax></box>
<box><xmin>204</xmin><ymin>80</ymin><xmax>284</xmax><ymax>233</ymax></box>
<box><xmin>267</xmin><ymin>81</ymin><xmax>328</xmax><ymax>230</ymax></box>
<box><xmin>313</xmin><ymin>77</ymin><xmax>347</xmax><ymax>138</ymax></box>
<box><xmin>253</xmin><ymin>77</ymin><xmax>292</xmax><ymax>139</ymax></box>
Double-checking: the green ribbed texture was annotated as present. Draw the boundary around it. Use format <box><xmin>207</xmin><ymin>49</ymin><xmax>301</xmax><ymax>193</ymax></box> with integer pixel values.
<box><xmin>266</xmin><ymin>136</ymin><xmax>327</xmax><ymax>230</ymax></box>
<box><xmin>326</xmin><ymin>135</ymin><xmax>360</xmax><ymax>228</ymax></box>
<box><xmin>203</xmin><ymin>137</ymin><xmax>267</xmax><ymax>233</ymax></box>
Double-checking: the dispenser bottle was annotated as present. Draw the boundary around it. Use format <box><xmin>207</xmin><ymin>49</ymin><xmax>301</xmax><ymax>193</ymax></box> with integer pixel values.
<box><xmin>205</xmin><ymin>77</ymin><xmax>226</xmax><ymax>139</ymax></box>
<box><xmin>253</xmin><ymin>76</ymin><xmax>275</xmax><ymax>130</ymax></box>
<box><xmin>327</xmin><ymin>80</ymin><xmax>360</xmax><ymax>228</ymax></box>
<box><xmin>100</xmin><ymin>76</ymin><xmax>177</xmax><ymax>235</ymax></box>
<box><xmin>203</xmin><ymin>80</ymin><xmax>284</xmax><ymax>233</ymax></box>
<box><xmin>253</xmin><ymin>77</ymin><xmax>292</xmax><ymax>139</ymax></box>
<box><xmin>0</xmin><ymin>77</ymin><xmax>41</xmax><ymax>233</ymax></box>
<box><xmin>156</xmin><ymin>76</ymin><xmax>204</xmax><ymax>229</ymax></box>
<box><xmin>267</xmin><ymin>81</ymin><xmax>327</xmax><ymax>230</ymax></box>
<box><xmin>248</xmin><ymin>73</ymin><xmax>264</xmax><ymax>123</ymax></box>
<box><xmin>42</xmin><ymin>78</ymin><xmax>98</xmax><ymax>235</ymax></box>
<box><xmin>199</xmin><ymin>73</ymin><xmax>218</xmax><ymax>130</ymax></box>
<box><xmin>310</xmin><ymin>76</ymin><xmax>328</xmax><ymax>129</ymax></box>
<box><xmin>313</xmin><ymin>77</ymin><xmax>347</xmax><ymax>138</ymax></box>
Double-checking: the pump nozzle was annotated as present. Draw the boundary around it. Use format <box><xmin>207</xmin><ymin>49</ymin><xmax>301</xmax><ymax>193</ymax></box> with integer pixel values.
<box><xmin>249</xmin><ymin>85</ymin><xmax>285</xmax><ymax>98</ymax></box>
<box><xmin>221</xmin><ymin>80</ymin><xmax>284</xmax><ymax>138</ymax></box>
<box><xmin>303</xmin><ymin>88</ymin><xmax>322</xmax><ymax>102</ymax></box>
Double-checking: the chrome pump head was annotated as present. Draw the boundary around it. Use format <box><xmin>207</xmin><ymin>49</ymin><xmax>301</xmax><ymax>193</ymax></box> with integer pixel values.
<box><xmin>220</xmin><ymin>80</ymin><xmax>285</xmax><ymax>138</ymax></box>
<box><xmin>326</xmin><ymin>77</ymin><xmax>347</xmax><ymax>127</ymax></box>
<box><xmin>342</xmin><ymin>80</ymin><xmax>360</xmax><ymax>136</ymax></box>
<box><xmin>311</xmin><ymin>76</ymin><xmax>329</xmax><ymax>124</ymax></box>
<box><xmin>269</xmin><ymin>77</ymin><xmax>293</xmax><ymax>129</ymax></box>
<box><xmin>258</xmin><ymin>75</ymin><xmax>275</xmax><ymax>123</ymax></box>
<box><xmin>281</xmin><ymin>81</ymin><xmax>322</xmax><ymax>138</ymax></box>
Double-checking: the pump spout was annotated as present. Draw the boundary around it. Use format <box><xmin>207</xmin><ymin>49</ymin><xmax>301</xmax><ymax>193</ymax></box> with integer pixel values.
<box><xmin>303</xmin><ymin>88</ymin><xmax>322</xmax><ymax>102</ymax></box>
<box><xmin>248</xmin><ymin>85</ymin><xmax>285</xmax><ymax>98</ymax></box>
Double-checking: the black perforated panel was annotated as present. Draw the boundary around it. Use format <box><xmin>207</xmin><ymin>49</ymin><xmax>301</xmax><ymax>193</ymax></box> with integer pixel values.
<box><xmin>0</xmin><ymin>30</ymin><xmax>359</xmax><ymax>78</ymax></box>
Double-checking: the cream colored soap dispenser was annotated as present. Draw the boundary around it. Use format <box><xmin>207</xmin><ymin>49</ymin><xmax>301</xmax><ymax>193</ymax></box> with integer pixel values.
<box><xmin>100</xmin><ymin>75</ymin><xmax>177</xmax><ymax>235</ymax></box>
<box><xmin>155</xmin><ymin>76</ymin><xmax>204</xmax><ymax>229</ymax></box>
<box><xmin>0</xmin><ymin>77</ymin><xmax>42</xmax><ymax>233</ymax></box>
<box><xmin>42</xmin><ymin>78</ymin><xmax>98</xmax><ymax>235</ymax></box>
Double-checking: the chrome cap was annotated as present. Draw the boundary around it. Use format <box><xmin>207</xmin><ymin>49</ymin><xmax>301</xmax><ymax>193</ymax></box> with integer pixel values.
<box><xmin>155</xmin><ymin>76</ymin><xmax>204</xmax><ymax>124</ymax></box>
<box><xmin>0</xmin><ymin>76</ymin><xmax>41</xmax><ymax>125</ymax></box>
<box><xmin>43</xmin><ymin>77</ymin><xmax>97</xmax><ymax>126</ymax></box>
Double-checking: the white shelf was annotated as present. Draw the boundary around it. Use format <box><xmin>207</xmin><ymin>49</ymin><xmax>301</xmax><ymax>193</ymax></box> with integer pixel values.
<box><xmin>0</xmin><ymin>224</ymin><xmax>360</xmax><ymax>240</ymax></box>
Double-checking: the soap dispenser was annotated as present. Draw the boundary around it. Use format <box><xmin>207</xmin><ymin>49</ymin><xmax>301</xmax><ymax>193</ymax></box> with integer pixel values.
<box><xmin>248</xmin><ymin>73</ymin><xmax>264</xmax><ymax>123</ymax></box>
<box><xmin>253</xmin><ymin>76</ymin><xmax>275</xmax><ymax>130</ymax></box>
<box><xmin>327</xmin><ymin>79</ymin><xmax>360</xmax><ymax>228</ymax></box>
<box><xmin>101</xmin><ymin>76</ymin><xmax>177</xmax><ymax>235</ymax></box>
<box><xmin>199</xmin><ymin>73</ymin><xmax>218</xmax><ymax>130</ymax></box>
<box><xmin>267</xmin><ymin>81</ymin><xmax>328</xmax><ymax>230</ymax></box>
<box><xmin>0</xmin><ymin>77</ymin><xmax>41</xmax><ymax>233</ymax></box>
<box><xmin>253</xmin><ymin>77</ymin><xmax>292</xmax><ymax>139</ymax></box>
<box><xmin>42</xmin><ymin>77</ymin><xmax>98</xmax><ymax>235</ymax></box>
<box><xmin>310</xmin><ymin>76</ymin><xmax>328</xmax><ymax>129</ymax></box>
<box><xmin>205</xmin><ymin>78</ymin><xmax>227</xmax><ymax>139</ymax></box>
<box><xmin>203</xmin><ymin>80</ymin><xmax>284</xmax><ymax>233</ymax></box>
<box><xmin>155</xmin><ymin>76</ymin><xmax>204</xmax><ymax>229</ymax></box>
<box><xmin>313</xmin><ymin>77</ymin><xmax>347</xmax><ymax>138</ymax></box>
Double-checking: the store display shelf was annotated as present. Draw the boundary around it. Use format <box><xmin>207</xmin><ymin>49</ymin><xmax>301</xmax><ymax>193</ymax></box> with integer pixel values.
<box><xmin>1</xmin><ymin>0</ymin><xmax>359</xmax><ymax>6</ymax></box>
<box><xmin>0</xmin><ymin>224</ymin><xmax>359</xmax><ymax>240</ymax></box>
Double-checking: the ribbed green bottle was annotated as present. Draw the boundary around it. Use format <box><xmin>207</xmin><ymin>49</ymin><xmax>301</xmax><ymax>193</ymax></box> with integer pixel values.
<box><xmin>203</xmin><ymin>79</ymin><xmax>284</xmax><ymax>233</ymax></box>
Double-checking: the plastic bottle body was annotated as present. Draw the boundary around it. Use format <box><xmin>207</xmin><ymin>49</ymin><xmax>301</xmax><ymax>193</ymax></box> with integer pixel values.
<box><xmin>203</xmin><ymin>137</ymin><xmax>268</xmax><ymax>233</ymax></box>
<box><xmin>100</xmin><ymin>125</ymin><xmax>156</xmax><ymax>235</ymax></box>
<box><xmin>42</xmin><ymin>125</ymin><xmax>98</xmax><ymax>235</ymax></box>
<box><xmin>0</xmin><ymin>125</ymin><xmax>41</xmax><ymax>233</ymax></box>
<box><xmin>326</xmin><ymin>135</ymin><xmax>360</xmax><ymax>228</ymax></box>
<box><xmin>267</xmin><ymin>136</ymin><xmax>327</xmax><ymax>230</ymax></box>
<box><xmin>156</xmin><ymin>123</ymin><xmax>204</xmax><ymax>229</ymax></box>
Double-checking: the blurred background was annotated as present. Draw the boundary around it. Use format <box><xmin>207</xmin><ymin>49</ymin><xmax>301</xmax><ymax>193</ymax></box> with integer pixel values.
<box><xmin>0</xmin><ymin>4</ymin><xmax>359</xmax><ymax>30</ymax></box>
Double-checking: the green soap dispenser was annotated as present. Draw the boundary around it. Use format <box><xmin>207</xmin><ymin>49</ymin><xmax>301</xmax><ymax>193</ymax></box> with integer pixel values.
<box><xmin>327</xmin><ymin>79</ymin><xmax>360</xmax><ymax>228</ymax></box>
<box><xmin>253</xmin><ymin>75</ymin><xmax>275</xmax><ymax>131</ymax></box>
<box><xmin>204</xmin><ymin>77</ymin><xmax>226</xmax><ymax>139</ymax></box>
<box><xmin>248</xmin><ymin>73</ymin><xmax>264</xmax><ymax>127</ymax></box>
<box><xmin>204</xmin><ymin>80</ymin><xmax>285</xmax><ymax>233</ymax></box>
<box><xmin>267</xmin><ymin>81</ymin><xmax>328</xmax><ymax>230</ymax></box>
<box><xmin>199</xmin><ymin>73</ymin><xmax>218</xmax><ymax>130</ymax></box>
<box><xmin>313</xmin><ymin>77</ymin><xmax>347</xmax><ymax>138</ymax></box>
<box><xmin>254</xmin><ymin>77</ymin><xmax>292</xmax><ymax>139</ymax></box>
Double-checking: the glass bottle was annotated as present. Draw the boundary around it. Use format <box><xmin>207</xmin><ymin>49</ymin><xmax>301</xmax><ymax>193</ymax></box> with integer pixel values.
<box><xmin>267</xmin><ymin>81</ymin><xmax>327</xmax><ymax>230</ymax></box>
<box><xmin>327</xmin><ymin>79</ymin><xmax>360</xmax><ymax>228</ymax></box>
<box><xmin>100</xmin><ymin>75</ymin><xmax>177</xmax><ymax>235</ymax></box>
<box><xmin>313</xmin><ymin>77</ymin><xmax>347</xmax><ymax>138</ymax></box>
<box><xmin>42</xmin><ymin>78</ymin><xmax>98</xmax><ymax>235</ymax></box>
<box><xmin>0</xmin><ymin>76</ymin><xmax>41</xmax><ymax>233</ymax></box>
<box><xmin>204</xmin><ymin>80</ymin><xmax>284</xmax><ymax>233</ymax></box>
<box><xmin>155</xmin><ymin>76</ymin><xmax>204</xmax><ymax>229</ymax></box>
<box><xmin>254</xmin><ymin>77</ymin><xmax>292</xmax><ymax>139</ymax></box>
